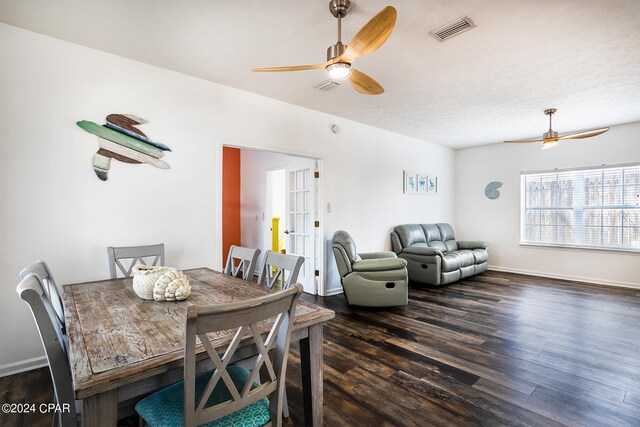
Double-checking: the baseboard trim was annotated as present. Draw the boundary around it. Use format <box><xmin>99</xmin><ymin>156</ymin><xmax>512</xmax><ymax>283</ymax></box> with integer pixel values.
<box><xmin>487</xmin><ymin>266</ymin><xmax>640</xmax><ymax>290</ymax></box>
<box><xmin>0</xmin><ymin>356</ymin><xmax>47</xmax><ymax>378</ymax></box>
<box><xmin>325</xmin><ymin>286</ymin><xmax>343</xmax><ymax>296</ymax></box>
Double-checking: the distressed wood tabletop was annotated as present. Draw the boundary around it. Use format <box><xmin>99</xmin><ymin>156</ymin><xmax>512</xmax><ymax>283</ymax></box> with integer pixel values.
<box><xmin>62</xmin><ymin>267</ymin><xmax>334</xmax><ymax>400</ymax></box>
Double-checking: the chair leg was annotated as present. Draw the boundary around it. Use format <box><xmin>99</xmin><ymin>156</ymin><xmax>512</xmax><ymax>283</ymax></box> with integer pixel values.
<box><xmin>282</xmin><ymin>388</ymin><xmax>289</xmax><ymax>419</ymax></box>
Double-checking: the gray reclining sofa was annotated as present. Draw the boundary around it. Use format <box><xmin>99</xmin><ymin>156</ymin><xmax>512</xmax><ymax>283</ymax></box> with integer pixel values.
<box><xmin>390</xmin><ymin>223</ymin><xmax>488</xmax><ymax>286</ymax></box>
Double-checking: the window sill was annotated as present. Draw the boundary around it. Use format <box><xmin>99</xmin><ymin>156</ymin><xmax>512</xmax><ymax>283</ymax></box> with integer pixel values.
<box><xmin>519</xmin><ymin>242</ymin><xmax>640</xmax><ymax>254</ymax></box>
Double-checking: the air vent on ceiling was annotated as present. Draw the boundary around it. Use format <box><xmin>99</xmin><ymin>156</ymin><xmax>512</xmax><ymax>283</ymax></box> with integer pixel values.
<box><xmin>430</xmin><ymin>16</ymin><xmax>476</xmax><ymax>41</ymax></box>
<box><xmin>316</xmin><ymin>80</ymin><xmax>341</xmax><ymax>91</ymax></box>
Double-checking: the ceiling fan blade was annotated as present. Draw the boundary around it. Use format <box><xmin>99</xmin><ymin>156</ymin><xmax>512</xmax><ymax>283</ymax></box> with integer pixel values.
<box><xmin>504</xmin><ymin>138</ymin><xmax>545</xmax><ymax>143</ymax></box>
<box><xmin>340</xmin><ymin>6</ymin><xmax>397</xmax><ymax>63</ymax></box>
<box><xmin>349</xmin><ymin>69</ymin><xmax>384</xmax><ymax>95</ymax></box>
<box><xmin>557</xmin><ymin>127</ymin><xmax>610</xmax><ymax>140</ymax></box>
<box><xmin>252</xmin><ymin>63</ymin><xmax>328</xmax><ymax>72</ymax></box>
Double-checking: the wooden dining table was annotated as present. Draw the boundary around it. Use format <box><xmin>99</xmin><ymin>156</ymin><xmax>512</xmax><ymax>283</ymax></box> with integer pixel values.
<box><xmin>62</xmin><ymin>267</ymin><xmax>335</xmax><ymax>426</ymax></box>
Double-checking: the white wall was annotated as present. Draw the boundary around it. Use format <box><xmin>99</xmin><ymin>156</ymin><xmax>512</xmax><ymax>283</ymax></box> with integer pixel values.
<box><xmin>0</xmin><ymin>24</ymin><xmax>455</xmax><ymax>374</ymax></box>
<box><xmin>455</xmin><ymin>121</ymin><xmax>640</xmax><ymax>288</ymax></box>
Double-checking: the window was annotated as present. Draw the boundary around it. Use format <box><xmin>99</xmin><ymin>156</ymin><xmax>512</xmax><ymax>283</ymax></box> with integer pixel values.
<box><xmin>521</xmin><ymin>163</ymin><xmax>640</xmax><ymax>251</ymax></box>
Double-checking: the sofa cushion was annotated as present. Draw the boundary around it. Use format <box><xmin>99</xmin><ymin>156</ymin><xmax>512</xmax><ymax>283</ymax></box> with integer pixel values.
<box><xmin>395</xmin><ymin>224</ymin><xmax>426</xmax><ymax>247</ymax></box>
<box><xmin>441</xmin><ymin>253</ymin><xmax>461</xmax><ymax>272</ymax></box>
<box><xmin>436</xmin><ymin>223</ymin><xmax>456</xmax><ymax>241</ymax></box>
<box><xmin>441</xmin><ymin>270</ymin><xmax>461</xmax><ymax>285</ymax></box>
<box><xmin>460</xmin><ymin>265</ymin><xmax>475</xmax><ymax>279</ymax></box>
<box><xmin>472</xmin><ymin>249</ymin><xmax>488</xmax><ymax>264</ymax></box>
<box><xmin>428</xmin><ymin>241</ymin><xmax>448</xmax><ymax>253</ymax></box>
<box><xmin>420</xmin><ymin>224</ymin><xmax>441</xmax><ymax>242</ymax></box>
<box><xmin>437</xmin><ymin>223</ymin><xmax>459</xmax><ymax>251</ymax></box>
<box><xmin>402</xmin><ymin>243</ymin><xmax>442</xmax><ymax>256</ymax></box>
<box><xmin>455</xmin><ymin>250</ymin><xmax>475</xmax><ymax>267</ymax></box>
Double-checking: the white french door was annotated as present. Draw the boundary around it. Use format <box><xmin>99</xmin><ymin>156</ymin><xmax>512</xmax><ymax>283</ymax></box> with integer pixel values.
<box><xmin>284</xmin><ymin>160</ymin><xmax>316</xmax><ymax>294</ymax></box>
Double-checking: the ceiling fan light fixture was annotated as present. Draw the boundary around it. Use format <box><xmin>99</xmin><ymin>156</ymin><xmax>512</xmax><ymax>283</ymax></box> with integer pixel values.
<box><xmin>504</xmin><ymin>108</ymin><xmax>610</xmax><ymax>147</ymax></box>
<box><xmin>326</xmin><ymin>62</ymin><xmax>351</xmax><ymax>79</ymax></box>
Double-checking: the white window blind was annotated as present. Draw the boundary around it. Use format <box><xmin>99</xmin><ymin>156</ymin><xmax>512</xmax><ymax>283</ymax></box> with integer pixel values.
<box><xmin>520</xmin><ymin>163</ymin><xmax>640</xmax><ymax>251</ymax></box>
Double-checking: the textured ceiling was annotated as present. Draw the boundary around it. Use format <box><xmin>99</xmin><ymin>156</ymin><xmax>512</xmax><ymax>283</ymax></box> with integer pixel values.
<box><xmin>2</xmin><ymin>0</ymin><xmax>640</xmax><ymax>149</ymax></box>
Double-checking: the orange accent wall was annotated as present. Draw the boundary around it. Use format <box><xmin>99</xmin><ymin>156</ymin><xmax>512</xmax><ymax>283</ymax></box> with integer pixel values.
<box><xmin>222</xmin><ymin>147</ymin><xmax>241</xmax><ymax>265</ymax></box>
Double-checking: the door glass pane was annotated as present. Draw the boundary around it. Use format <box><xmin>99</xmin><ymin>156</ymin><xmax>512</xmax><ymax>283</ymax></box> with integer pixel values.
<box><xmin>296</xmin><ymin>213</ymin><xmax>303</xmax><ymax>235</ymax></box>
<box><xmin>296</xmin><ymin>191</ymin><xmax>304</xmax><ymax>212</ymax></box>
<box><xmin>296</xmin><ymin>236</ymin><xmax>303</xmax><ymax>256</ymax></box>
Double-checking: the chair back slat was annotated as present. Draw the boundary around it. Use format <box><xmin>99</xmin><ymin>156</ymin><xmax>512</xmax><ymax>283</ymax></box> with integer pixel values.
<box><xmin>107</xmin><ymin>243</ymin><xmax>165</xmax><ymax>278</ymax></box>
<box><xmin>257</xmin><ymin>250</ymin><xmax>305</xmax><ymax>290</ymax></box>
<box><xmin>184</xmin><ymin>284</ymin><xmax>302</xmax><ymax>427</ymax></box>
<box><xmin>16</xmin><ymin>274</ymin><xmax>77</xmax><ymax>427</ymax></box>
<box><xmin>20</xmin><ymin>260</ymin><xmax>66</xmax><ymax>335</ymax></box>
<box><xmin>223</xmin><ymin>246</ymin><xmax>260</xmax><ymax>281</ymax></box>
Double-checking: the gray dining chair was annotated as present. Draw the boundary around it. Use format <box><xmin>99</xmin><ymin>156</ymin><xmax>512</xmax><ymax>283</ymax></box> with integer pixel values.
<box><xmin>223</xmin><ymin>245</ymin><xmax>261</xmax><ymax>282</ymax></box>
<box><xmin>135</xmin><ymin>284</ymin><xmax>303</xmax><ymax>427</ymax></box>
<box><xmin>107</xmin><ymin>243</ymin><xmax>165</xmax><ymax>278</ymax></box>
<box><xmin>17</xmin><ymin>273</ymin><xmax>77</xmax><ymax>427</ymax></box>
<box><xmin>257</xmin><ymin>250</ymin><xmax>305</xmax><ymax>291</ymax></box>
<box><xmin>20</xmin><ymin>260</ymin><xmax>65</xmax><ymax>335</ymax></box>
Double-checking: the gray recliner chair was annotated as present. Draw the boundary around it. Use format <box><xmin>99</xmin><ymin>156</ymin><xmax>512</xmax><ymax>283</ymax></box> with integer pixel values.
<box><xmin>332</xmin><ymin>230</ymin><xmax>409</xmax><ymax>307</ymax></box>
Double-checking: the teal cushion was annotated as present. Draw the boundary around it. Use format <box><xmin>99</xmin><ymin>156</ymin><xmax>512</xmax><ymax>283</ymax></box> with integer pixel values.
<box><xmin>135</xmin><ymin>365</ymin><xmax>270</xmax><ymax>427</ymax></box>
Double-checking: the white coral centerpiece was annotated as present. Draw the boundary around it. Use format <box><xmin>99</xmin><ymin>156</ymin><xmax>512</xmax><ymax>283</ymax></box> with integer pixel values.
<box><xmin>132</xmin><ymin>264</ymin><xmax>191</xmax><ymax>301</ymax></box>
<box><xmin>132</xmin><ymin>264</ymin><xmax>172</xmax><ymax>300</ymax></box>
<box><xmin>152</xmin><ymin>269</ymin><xmax>191</xmax><ymax>301</ymax></box>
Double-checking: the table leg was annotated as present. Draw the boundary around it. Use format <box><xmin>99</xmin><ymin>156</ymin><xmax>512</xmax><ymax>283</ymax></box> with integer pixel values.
<box><xmin>300</xmin><ymin>323</ymin><xmax>323</xmax><ymax>427</ymax></box>
<box><xmin>81</xmin><ymin>389</ymin><xmax>117</xmax><ymax>426</ymax></box>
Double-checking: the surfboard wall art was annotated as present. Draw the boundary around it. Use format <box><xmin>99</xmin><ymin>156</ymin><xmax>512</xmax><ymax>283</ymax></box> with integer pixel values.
<box><xmin>76</xmin><ymin>114</ymin><xmax>172</xmax><ymax>181</ymax></box>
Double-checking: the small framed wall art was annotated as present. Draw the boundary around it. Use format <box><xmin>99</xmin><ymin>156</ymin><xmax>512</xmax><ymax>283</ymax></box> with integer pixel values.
<box><xmin>426</xmin><ymin>175</ymin><xmax>437</xmax><ymax>194</ymax></box>
<box><xmin>405</xmin><ymin>170</ymin><xmax>438</xmax><ymax>195</ymax></box>
<box><xmin>404</xmin><ymin>170</ymin><xmax>418</xmax><ymax>193</ymax></box>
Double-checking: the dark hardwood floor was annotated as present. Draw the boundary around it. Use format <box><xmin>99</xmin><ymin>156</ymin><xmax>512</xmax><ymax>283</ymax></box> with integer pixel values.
<box><xmin>2</xmin><ymin>271</ymin><xmax>640</xmax><ymax>426</ymax></box>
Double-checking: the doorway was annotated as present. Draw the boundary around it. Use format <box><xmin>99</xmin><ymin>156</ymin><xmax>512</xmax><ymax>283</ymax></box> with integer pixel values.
<box><xmin>220</xmin><ymin>145</ymin><xmax>323</xmax><ymax>295</ymax></box>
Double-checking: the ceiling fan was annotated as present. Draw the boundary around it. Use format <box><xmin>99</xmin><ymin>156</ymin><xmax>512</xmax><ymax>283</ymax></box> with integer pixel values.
<box><xmin>505</xmin><ymin>108</ymin><xmax>610</xmax><ymax>150</ymax></box>
<box><xmin>252</xmin><ymin>0</ymin><xmax>396</xmax><ymax>95</ymax></box>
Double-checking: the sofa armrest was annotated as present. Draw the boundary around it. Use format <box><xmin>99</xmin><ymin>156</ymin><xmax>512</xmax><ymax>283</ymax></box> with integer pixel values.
<box><xmin>457</xmin><ymin>240</ymin><xmax>489</xmax><ymax>249</ymax></box>
<box><xmin>352</xmin><ymin>258</ymin><xmax>407</xmax><ymax>272</ymax></box>
<box><xmin>359</xmin><ymin>251</ymin><xmax>398</xmax><ymax>260</ymax></box>
<box><xmin>402</xmin><ymin>245</ymin><xmax>442</xmax><ymax>256</ymax></box>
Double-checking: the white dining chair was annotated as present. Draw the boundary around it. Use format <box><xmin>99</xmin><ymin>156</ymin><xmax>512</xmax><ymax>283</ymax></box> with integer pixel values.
<box><xmin>17</xmin><ymin>273</ymin><xmax>77</xmax><ymax>427</ymax></box>
<box><xmin>223</xmin><ymin>245</ymin><xmax>261</xmax><ymax>282</ymax></box>
<box><xmin>257</xmin><ymin>250</ymin><xmax>305</xmax><ymax>290</ymax></box>
<box><xmin>107</xmin><ymin>243</ymin><xmax>165</xmax><ymax>278</ymax></box>
<box><xmin>135</xmin><ymin>284</ymin><xmax>303</xmax><ymax>427</ymax></box>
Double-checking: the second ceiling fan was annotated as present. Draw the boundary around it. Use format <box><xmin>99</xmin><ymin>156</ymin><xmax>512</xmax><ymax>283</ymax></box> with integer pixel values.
<box><xmin>252</xmin><ymin>0</ymin><xmax>397</xmax><ymax>95</ymax></box>
<box><xmin>505</xmin><ymin>108</ymin><xmax>610</xmax><ymax>150</ymax></box>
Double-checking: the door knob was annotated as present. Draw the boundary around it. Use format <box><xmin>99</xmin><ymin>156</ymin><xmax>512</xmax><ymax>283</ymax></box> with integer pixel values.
<box><xmin>284</xmin><ymin>230</ymin><xmax>295</xmax><ymax>234</ymax></box>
